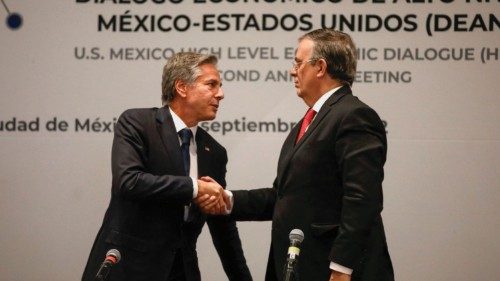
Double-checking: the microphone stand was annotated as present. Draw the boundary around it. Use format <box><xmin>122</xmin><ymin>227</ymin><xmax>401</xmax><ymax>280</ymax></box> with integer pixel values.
<box><xmin>95</xmin><ymin>258</ymin><xmax>115</xmax><ymax>281</ymax></box>
<box><xmin>284</xmin><ymin>259</ymin><xmax>298</xmax><ymax>281</ymax></box>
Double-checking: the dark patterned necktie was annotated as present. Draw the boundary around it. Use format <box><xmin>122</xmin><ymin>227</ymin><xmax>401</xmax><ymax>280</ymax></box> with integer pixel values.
<box><xmin>178</xmin><ymin>128</ymin><xmax>192</xmax><ymax>175</ymax></box>
<box><xmin>178</xmin><ymin>128</ymin><xmax>196</xmax><ymax>222</ymax></box>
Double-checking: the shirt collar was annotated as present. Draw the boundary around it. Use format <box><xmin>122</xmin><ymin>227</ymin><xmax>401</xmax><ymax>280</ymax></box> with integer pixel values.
<box><xmin>311</xmin><ymin>85</ymin><xmax>343</xmax><ymax>113</ymax></box>
<box><xmin>168</xmin><ymin>107</ymin><xmax>198</xmax><ymax>137</ymax></box>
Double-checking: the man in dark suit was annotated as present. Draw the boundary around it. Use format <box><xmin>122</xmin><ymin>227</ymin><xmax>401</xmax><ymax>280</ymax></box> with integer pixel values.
<box><xmin>201</xmin><ymin>29</ymin><xmax>394</xmax><ymax>281</ymax></box>
<box><xmin>82</xmin><ymin>52</ymin><xmax>253</xmax><ymax>281</ymax></box>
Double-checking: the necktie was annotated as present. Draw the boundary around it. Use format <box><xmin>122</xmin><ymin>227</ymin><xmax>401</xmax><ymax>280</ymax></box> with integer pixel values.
<box><xmin>295</xmin><ymin>108</ymin><xmax>316</xmax><ymax>144</ymax></box>
<box><xmin>178</xmin><ymin>128</ymin><xmax>193</xmax><ymax>175</ymax></box>
<box><xmin>178</xmin><ymin>128</ymin><xmax>195</xmax><ymax>222</ymax></box>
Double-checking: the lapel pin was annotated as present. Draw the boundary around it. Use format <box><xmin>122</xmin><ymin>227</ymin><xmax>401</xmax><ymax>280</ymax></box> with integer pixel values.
<box><xmin>204</xmin><ymin>146</ymin><xmax>210</xmax><ymax>152</ymax></box>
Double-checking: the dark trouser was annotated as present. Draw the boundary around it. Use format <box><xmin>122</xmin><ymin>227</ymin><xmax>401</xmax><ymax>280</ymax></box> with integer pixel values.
<box><xmin>167</xmin><ymin>251</ymin><xmax>186</xmax><ymax>281</ymax></box>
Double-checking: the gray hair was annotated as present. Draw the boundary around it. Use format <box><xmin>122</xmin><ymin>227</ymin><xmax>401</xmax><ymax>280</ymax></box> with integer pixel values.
<box><xmin>161</xmin><ymin>52</ymin><xmax>218</xmax><ymax>105</ymax></box>
<box><xmin>299</xmin><ymin>29</ymin><xmax>357</xmax><ymax>86</ymax></box>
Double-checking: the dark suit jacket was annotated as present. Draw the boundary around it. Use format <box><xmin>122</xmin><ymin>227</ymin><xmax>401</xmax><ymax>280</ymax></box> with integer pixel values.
<box><xmin>82</xmin><ymin>107</ymin><xmax>252</xmax><ymax>281</ymax></box>
<box><xmin>232</xmin><ymin>86</ymin><xmax>394</xmax><ymax>281</ymax></box>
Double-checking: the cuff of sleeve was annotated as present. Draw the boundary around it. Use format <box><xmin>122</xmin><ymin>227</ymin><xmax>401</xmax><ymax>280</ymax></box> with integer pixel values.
<box><xmin>330</xmin><ymin>262</ymin><xmax>353</xmax><ymax>275</ymax></box>
<box><xmin>191</xmin><ymin>177</ymin><xmax>198</xmax><ymax>199</ymax></box>
<box><xmin>224</xmin><ymin>190</ymin><xmax>233</xmax><ymax>215</ymax></box>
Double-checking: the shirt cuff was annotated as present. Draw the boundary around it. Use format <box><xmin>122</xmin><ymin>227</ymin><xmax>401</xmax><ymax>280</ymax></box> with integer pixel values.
<box><xmin>191</xmin><ymin>177</ymin><xmax>198</xmax><ymax>199</ymax></box>
<box><xmin>330</xmin><ymin>262</ymin><xmax>353</xmax><ymax>275</ymax></box>
<box><xmin>224</xmin><ymin>190</ymin><xmax>233</xmax><ymax>214</ymax></box>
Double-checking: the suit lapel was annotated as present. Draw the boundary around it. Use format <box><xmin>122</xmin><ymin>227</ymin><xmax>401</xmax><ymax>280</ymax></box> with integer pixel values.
<box><xmin>155</xmin><ymin>107</ymin><xmax>185</xmax><ymax>175</ymax></box>
<box><xmin>192</xmin><ymin>131</ymin><xmax>215</xmax><ymax>220</ymax></box>
<box><xmin>195</xmin><ymin>131</ymin><xmax>212</xmax><ymax>177</ymax></box>
<box><xmin>276</xmin><ymin>121</ymin><xmax>300</xmax><ymax>187</ymax></box>
<box><xmin>276</xmin><ymin>86</ymin><xmax>351</xmax><ymax>189</ymax></box>
<box><xmin>294</xmin><ymin>86</ymin><xmax>351</xmax><ymax>149</ymax></box>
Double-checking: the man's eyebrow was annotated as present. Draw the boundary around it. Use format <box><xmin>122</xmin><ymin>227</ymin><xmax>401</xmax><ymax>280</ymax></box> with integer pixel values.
<box><xmin>202</xmin><ymin>78</ymin><xmax>222</xmax><ymax>87</ymax></box>
<box><xmin>205</xmin><ymin>78</ymin><xmax>221</xmax><ymax>84</ymax></box>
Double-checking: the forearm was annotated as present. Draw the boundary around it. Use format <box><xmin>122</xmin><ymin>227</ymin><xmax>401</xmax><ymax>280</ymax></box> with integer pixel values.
<box><xmin>113</xmin><ymin>170</ymin><xmax>193</xmax><ymax>203</ymax></box>
<box><xmin>231</xmin><ymin>188</ymin><xmax>276</xmax><ymax>221</ymax></box>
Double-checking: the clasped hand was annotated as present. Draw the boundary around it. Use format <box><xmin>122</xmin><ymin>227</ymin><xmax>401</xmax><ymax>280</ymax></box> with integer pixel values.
<box><xmin>194</xmin><ymin>176</ymin><xmax>230</xmax><ymax>215</ymax></box>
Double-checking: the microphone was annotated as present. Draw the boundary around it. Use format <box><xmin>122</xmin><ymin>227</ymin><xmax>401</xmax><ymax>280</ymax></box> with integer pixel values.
<box><xmin>95</xmin><ymin>249</ymin><xmax>121</xmax><ymax>281</ymax></box>
<box><xmin>284</xmin><ymin>229</ymin><xmax>304</xmax><ymax>281</ymax></box>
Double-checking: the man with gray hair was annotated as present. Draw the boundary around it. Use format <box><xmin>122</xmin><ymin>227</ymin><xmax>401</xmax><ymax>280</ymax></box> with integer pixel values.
<box><xmin>82</xmin><ymin>52</ymin><xmax>252</xmax><ymax>281</ymax></box>
<box><xmin>201</xmin><ymin>29</ymin><xmax>394</xmax><ymax>281</ymax></box>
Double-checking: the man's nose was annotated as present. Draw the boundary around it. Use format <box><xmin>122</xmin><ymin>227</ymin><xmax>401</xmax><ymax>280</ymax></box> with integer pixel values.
<box><xmin>216</xmin><ymin>87</ymin><xmax>224</xmax><ymax>100</ymax></box>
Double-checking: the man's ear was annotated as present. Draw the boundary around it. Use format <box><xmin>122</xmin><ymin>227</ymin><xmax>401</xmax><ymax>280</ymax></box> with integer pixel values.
<box><xmin>175</xmin><ymin>80</ymin><xmax>188</xmax><ymax>98</ymax></box>
<box><xmin>316</xmin><ymin>59</ymin><xmax>328</xmax><ymax>78</ymax></box>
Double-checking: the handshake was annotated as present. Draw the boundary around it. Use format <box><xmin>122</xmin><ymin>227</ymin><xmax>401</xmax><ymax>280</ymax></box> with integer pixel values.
<box><xmin>194</xmin><ymin>176</ymin><xmax>231</xmax><ymax>215</ymax></box>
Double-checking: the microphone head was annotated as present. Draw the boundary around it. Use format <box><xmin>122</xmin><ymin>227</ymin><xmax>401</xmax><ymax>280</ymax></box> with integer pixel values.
<box><xmin>106</xmin><ymin>249</ymin><xmax>121</xmax><ymax>264</ymax></box>
<box><xmin>289</xmin><ymin>229</ymin><xmax>304</xmax><ymax>243</ymax></box>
